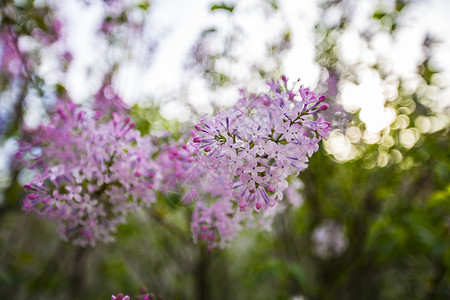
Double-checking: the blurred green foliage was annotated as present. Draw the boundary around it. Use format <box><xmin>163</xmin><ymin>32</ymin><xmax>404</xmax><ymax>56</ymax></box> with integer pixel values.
<box><xmin>210</xmin><ymin>3</ymin><xmax>235</xmax><ymax>13</ymax></box>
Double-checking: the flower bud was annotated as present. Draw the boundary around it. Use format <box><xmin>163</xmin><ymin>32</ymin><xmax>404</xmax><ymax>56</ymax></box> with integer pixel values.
<box><xmin>319</xmin><ymin>103</ymin><xmax>329</xmax><ymax>111</ymax></box>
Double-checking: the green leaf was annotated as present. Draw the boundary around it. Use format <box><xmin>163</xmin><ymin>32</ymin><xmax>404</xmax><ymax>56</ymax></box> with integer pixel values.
<box><xmin>395</xmin><ymin>0</ymin><xmax>408</xmax><ymax>12</ymax></box>
<box><xmin>55</xmin><ymin>83</ymin><xmax>66</xmax><ymax>97</ymax></box>
<box><xmin>137</xmin><ymin>1</ymin><xmax>150</xmax><ymax>11</ymax></box>
<box><xmin>372</xmin><ymin>10</ymin><xmax>386</xmax><ymax>20</ymax></box>
<box><xmin>210</xmin><ymin>3</ymin><xmax>235</xmax><ymax>13</ymax></box>
<box><xmin>201</xmin><ymin>27</ymin><xmax>217</xmax><ymax>37</ymax></box>
<box><xmin>266</xmin><ymin>0</ymin><xmax>279</xmax><ymax>10</ymax></box>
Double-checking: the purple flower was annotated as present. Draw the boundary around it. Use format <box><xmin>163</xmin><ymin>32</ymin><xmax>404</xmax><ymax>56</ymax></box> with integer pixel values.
<box><xmin>19</xmin><ymin>100</ymin><xmax>158</xmax><ymax>246</ymax></box>
<box><xmin>274</xmin><ymin>121</ymin><xmax>301</xmax><ymax>142</ymax></box>
<box><xmin>19</xmin><ymin>76</ymin><xmax>331</xmax><ymax>251</ymax></box>
<box><xmin>191</xmin><ymin>76</ymin><xmax>330</xmax><ymax>212</ymax></box>
<box><xmin>93</xmin><ymin>76</ymin><xmax>127</xmax><ymax>118</ymax></box>
<box><xmin>111</xmin><ymin>294</ymin><xmax>130</xmax><ymax>300</ymax></box>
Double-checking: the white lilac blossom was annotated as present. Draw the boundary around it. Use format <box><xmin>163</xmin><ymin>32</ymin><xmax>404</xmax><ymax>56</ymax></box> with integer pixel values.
<box><xmin>312</xmin><ymin>219</ymin><xmax>348</xmax><ymax>259</ymax></box>
<box><xmin>18</xmin><ymin>101</ymin><xmax>157</xmax><ymax>246</ymax></box>
<box><xmin>191</xmin><ymin>77</ymin><xmax>330</xmax><ymax>212</ymax></box>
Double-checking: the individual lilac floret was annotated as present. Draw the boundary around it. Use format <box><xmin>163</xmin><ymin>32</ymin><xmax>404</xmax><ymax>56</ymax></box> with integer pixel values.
<box><xmin>19</xmin><ymin>101</ymin><xmax>158</xmax><ymax>246</ymax></box>
<box><xmin>191</xmin><ymin>77</ymin><xmax>330</xmax><ymax>212</ymax></box>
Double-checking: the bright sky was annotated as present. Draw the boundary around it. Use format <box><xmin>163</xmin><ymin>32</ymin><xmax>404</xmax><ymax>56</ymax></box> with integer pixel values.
<box><xmin>55</xmin><ymin>0</ymin><xmax>450</xmax><ymax>128</ymax></box>
<box><xmin>59</xmin><ymin>0</ymin><xmax>321</xmax><ymax>112</ymax></box>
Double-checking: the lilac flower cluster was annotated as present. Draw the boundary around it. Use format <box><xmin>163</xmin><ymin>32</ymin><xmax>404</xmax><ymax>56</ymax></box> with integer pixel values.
<box><xmin>191</xmin><ymin>197</ymin><xmax>241</xmax><ymax>250</ymax></box>
<box><xmin>154</xmin><ymin>140</ymin><xmax>197</xmax><ymax>200</ymax></box>
<box><xmin>18</xmin><ymin>76</ymin><xmax>330</xmax><ymax>250</ymax></box>
<box><xmin>187</xmin><ymin>78</ymin><xmax>331</xmax><ymax>249</ymax></box>
<box><xmin>191</xmin><ymin>195</ymin><xmax>285</xmax><ymax>250</ymax></box>
<box><xmin>191</xmin><ymin>77</ymin><xmax>330</xmax><ymax>212</ymax></box>
<box><xmin>0</xmin><ymin>10</ymin><xmax>62</xmax><ymax>81</ymax></box>
<box><xmin>19</xmin><ymin>101</ymin><xmax>157</xmax><ymax>246</ymax></box>
<box><xmin>149</xmin><ymin>136</ymin><xmax>262</xmax><ymax>250</ymax></box>
<box><xmin>150</xmin><ymin>139</ymin><xmax>245</xmax><ymax>250</ymax></box>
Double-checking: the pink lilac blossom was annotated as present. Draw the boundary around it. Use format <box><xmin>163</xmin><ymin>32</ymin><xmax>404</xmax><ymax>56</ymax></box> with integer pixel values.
<box><xmin>18</xmin><ymin>76</ymin><xmax>330</xmax><ymax>250</ymax></box>
<box><xmin>112</xmin><ymin>295</ymin><xmax>130</xmax><ymax>300</ymax></box>
<box><xmin>191</xmin><ymin>199</ymin><xmax>242</xmax><ymax>250</ymax></box>
<box><xmin>151</xmin><ymin>139</ymin><xmax>243</xmax><ymax>249</ymax></box>
<box><xmin>0</xmin><ymin>27</ymin><xmax>25</xmax><ymax>78</ymax></box>
<box><xmin>154</xmin><ymin>136</ymin><xmax>276</xmax><ymax>250</ymax></box>
<box><xmin>154</xmin><ymin>139</ymin><xmax>199</xmax><ymax>201</ymax></box>
<box><xmin>191</xmin><ymin>77</ymin><xmax>330</xmax><ymax>212</ymax></box>
<box><xmin>93</xmin><ymin>75</ymin><xmax>128</xmax><ymax>119</ymax></box>
<box><xmin>150</xmin><ymin>136</ymin><xmax>241</xmax><ymax>249</ymax></box>
<box><xmin>0</xmin><ymin>16</ymin><xmax>62</xmax><ymax>80</ymax></box>
<box><xmin>19</xmin><ymin>100</ymin><xmax>157</xmax><ymax>246</ymax></box>
<box><xmin>154</xmin><ymin>135</ymin><xmax>267</xmax><ymax>250</ymax></box>
<box><xmin>31</xmin><ymin>18</ymin><xmax>62</xmax><ymax>46</ymax></box>
<box><xmin>317</xmin><ymin>69</ymin><xmax>351</xmax><ymax>130</ymax></box>
<box><xmin>190</xmin><ymin>178</ymin><xmax>286</xmax><ymax>250</ymax></box>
